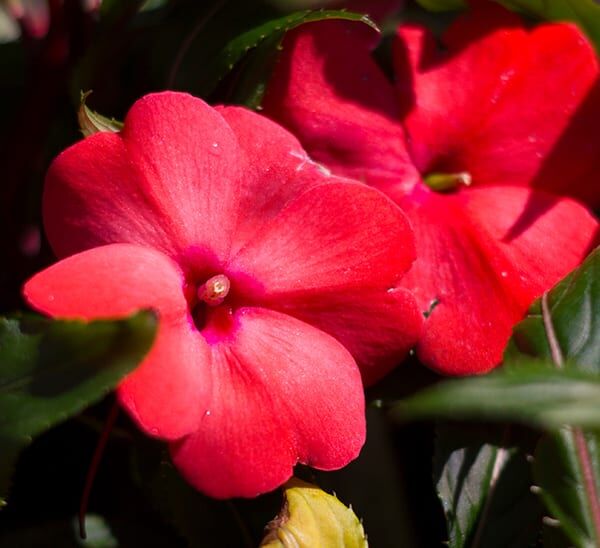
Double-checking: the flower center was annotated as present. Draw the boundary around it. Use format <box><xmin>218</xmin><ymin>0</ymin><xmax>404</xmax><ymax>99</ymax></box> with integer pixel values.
<box><xmin>423</xmin><ymin>171</ymin><xmax>472</xmax><ymax>192</ymax></box>
<box><xmin>197</xmin><ymin>274</ymin><xmax>231</xmax><ymax>307</ymax></box>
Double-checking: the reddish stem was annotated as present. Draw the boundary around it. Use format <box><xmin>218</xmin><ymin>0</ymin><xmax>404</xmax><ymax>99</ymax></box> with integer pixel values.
<box><xmin>572</xmin><ymin>428</ymin><xmax>600</xmax><ymax>542</ymax></box>
<box><xmin>78</xmin><ymin>402</ymin><xmax>120</xmax><ymax>539</ymax></box>
<box><xmin>541</xmin><ymin>292</ymin><xmax>600</xmax><ymax>543</ymax></box>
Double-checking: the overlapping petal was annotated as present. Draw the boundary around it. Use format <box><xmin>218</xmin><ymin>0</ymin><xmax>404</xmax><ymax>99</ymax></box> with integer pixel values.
<box><xmin>230</xmin><ymin>182</ymin><xmax>422</xmax><ymax>382</ymax></box>
<box><xmin>395</xmin><ymin>5</ymin><xmax>600</xmax><ymax>202</ymax></box>
<box><xmin>216</xmin><ymin>105</ymin><xmax>343</xmax><ymax>248</ymax></box>
<box><xmin>397</xmin><ymin>186</ymin><xmax>598</xmax><ymax>375</ymax></box>
<box><xmin>170</xmin><ymin>308</ymin><xmax>364</xmax><ymax>499</ymax></box>
<box><xmin>263</xmin><ymin>19</ymin><xmax>419</xmax><ymax>195</ymax></box>
<box><xmin>463</xmin><ymin>186</ymin><xmax>599</xmax><ymax>298</ymax></box>
<box><xmin>23</xmin><ymin>244</ymin><xmax>210</xmax><ymax>439</ymax></box>
<box><xmin>44</xmin><ymin>93</ymin><xmax>242</xmax><ymax>260</ymax></box>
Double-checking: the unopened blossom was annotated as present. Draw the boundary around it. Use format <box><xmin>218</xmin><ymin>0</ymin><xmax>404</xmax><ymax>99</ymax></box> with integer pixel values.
<box><xmin>263</xmin><ymin>1</ymin><xmax>600</xmax><ymax>375</ymax></box>
<box><xmin>23</xmin><ymin>92</ymin><xmax>422</xmax><ymax>498</ymax></box>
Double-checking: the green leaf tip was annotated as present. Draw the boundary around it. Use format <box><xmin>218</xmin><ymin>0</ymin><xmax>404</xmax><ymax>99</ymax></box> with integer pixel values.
<box><xmin>199</xmin><ymin>9</ymin><xmax>379</xmax><ymax>104</ymax></box>
<box><xmin>78</xmin><ymin>90</ymin><xmax>124</xmax><ymax>138</ymax></box>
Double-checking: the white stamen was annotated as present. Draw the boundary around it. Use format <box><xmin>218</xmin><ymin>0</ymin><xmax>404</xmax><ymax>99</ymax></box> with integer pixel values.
<box><xmin>198</xmin><ymin>274</ymin><xmax>230</xmax><ymax>306</ymax></box>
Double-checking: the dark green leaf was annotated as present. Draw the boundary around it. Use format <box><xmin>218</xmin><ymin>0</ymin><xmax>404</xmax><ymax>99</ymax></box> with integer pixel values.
<box><xmin>0</xmin><ymin>312</ymin><xmax>156</xmax><ymax>507</ymax></box>
<box><xmin>509</xmin><ymin>247</ymin><xmax>600</xmax><ymax>372</ymax></box>
<box><xmin>201</xmin><ymin>9</ymin><xmax>378</xmax><ymax>98</ymax></box>
<box><xmin>391</xmin><ymin>362</ymin><xmax>600</xmax><ymax>428</ymax></box>
<box><xmin>225</xmin><ymin>32</ymin><xmax>283</xmax><ymax>109</ymax></box>
<box><xmin>534</xmin><ymin>428</ymin><xmax>600</xmax><ymax>548</ymax></box>
<box><xmin>434</xmin><ymin>423</ymin><xmax>541</xmax><ymax>548</ymax></box>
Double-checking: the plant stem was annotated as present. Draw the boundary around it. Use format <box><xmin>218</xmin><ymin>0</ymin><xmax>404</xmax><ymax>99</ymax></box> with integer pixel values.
<box><xmin>78</xmin><ymin>401</ymin><xmax>120</xmax><ymax>539</ymax></box>
<box><xmin>541</xmin><ymin>292</ymin><xmax>600</xmax><ymax>543</ymax></box>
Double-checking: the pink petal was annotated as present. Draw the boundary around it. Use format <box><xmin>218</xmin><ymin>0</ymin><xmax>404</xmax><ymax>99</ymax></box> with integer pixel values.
<box><xmin>118</xmin><ymin>322</ymin><xmax>210</xmax><ymax>440</ymax></box>
<box><xmin>170</xmin><ymin>308</ymin><xmax>365</xmax><ymax>499</ymax></box>
<box><xmin>397</xmin><ymin>185</ymin><xmax>598</xmax><ymax>375</ymax></box>
<box><xmin>23</xmin><ymin>244</ymin><xmax>210</xmax><ymax>439</ymax></box>
<box><xmin>230</xmin><ymin>182</ymin><xmax>422</xmax><ymax>384</ymax></box>
<box><xmin>464</xmin><ymin>186</ymin><xmax>599</xmax><ymax>300</ymax></box>
<box><xmin>393</xmin><ymin>22</ymin><xmax>525</xmax><ymax>178</ymax></box>
<box><xmin>44</xmin><ymin>92</ymin><xmax>242</xmax><ymax>260</ymax></box>
<box><xmin>395</xmin><ymin>8</ymin><xmax>599</xmax><ymax>204</ymax></box>
<box><xmin>216</xmin><ymin>105</ymin><xmax>340</xmax><ymax>246</ymax></box>
<box><xmin>267</xmin><ymin>286</ymin><xmax>422</xmax><ymax>386</ymax></box>
<box><xmin>263</xmin><ymin>20</ymin><xmax>419</xmax><ymax>194</ymax></box>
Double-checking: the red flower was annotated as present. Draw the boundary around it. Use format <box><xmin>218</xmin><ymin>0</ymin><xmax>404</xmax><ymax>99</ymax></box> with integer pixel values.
<box><xmin>23</xmin><ymin>92</ymin><xmax>422</xmax><ymax>498</ymax></box>
<box><xmin>263</xmin><ymin>2</ymin><xmax>600</xmax><ymax>376</ymax></box>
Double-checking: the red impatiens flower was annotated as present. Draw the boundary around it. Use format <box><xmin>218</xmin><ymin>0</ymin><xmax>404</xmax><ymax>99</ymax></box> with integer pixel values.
<box><xmin>23</xmin><ymin>92</ymin><xmax>422</xmax><ymax>498</ymax></box>
<box><xmin>263</xmin><ymin>1</ymin><xmax>600</xmax><ymax>376</ymax></box>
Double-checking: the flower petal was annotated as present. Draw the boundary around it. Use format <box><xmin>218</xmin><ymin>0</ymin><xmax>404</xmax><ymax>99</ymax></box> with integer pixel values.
<box><xmin>170</xmin><ymin>308</ymin><xmax>365</xmax><ymax>499</ymax></box>
<box><xmin>266</xmin><ymin>286</ymin><xmax>422</xmax><ymax>386</ymax></box>
<box><xmin>118</xmin><ymin>322</ymin><xmax>210</xmax><ymax>440</ymax></box>
<box><xmin>263</xmin><ymin>20</ymin><xmax>419</xmax><ymax>194</ymax></box>
<box><xmin>396</xmin><ymin>185</ymin><xmax>598</xmax><ymax>375</ymax></box>
<box><xmin>395</xmin><ymin>7</ymin><xmax>600</xmax><ymax>204</ymax></box>
<box><xmin>23</xmin><ymin>243</ymin><xmax>210</xmax><ymax>439</ymax></box>
<box><xmin>44</xmin><ymin>92</ymin><xmax>242</xmax><ymax>260</ymax></box>
<box><xmin>393</xmin><ymin>21</ymin><xmax>525</xmax><ymax>177</ymax></box>
<box><xmin>216</xmin><ymin>105</ymin><xmax>340</xmax><ymax>247</ymax></box>
<box><xmin>230</xmin><ymin>182</ymin><xmax>422</xmax><ymax>383</ymax></box>
<box><xmin>463</xmin><ymin>186</ymin><xmax>599</xmax><ymax>299</ymax></box>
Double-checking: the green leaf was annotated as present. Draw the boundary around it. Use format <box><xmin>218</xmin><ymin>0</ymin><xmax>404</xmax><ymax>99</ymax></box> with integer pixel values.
<box><xmin>77</xmin><ymin>91</ymin><xmax>123</xmax><ymax>138</ymax></box>
<box><xmin>509</xmin><ymin>247</ymin><xmax>600</xmax><ymax>372</ymax></box>
<box><xmin>260</xmin><ymin>478</ymin><xmax>368</xmax><ymax>548</ymax></box>
<box><xmin>0</xmin><ymin>311</ymin><xmax>156</xmax><ymax>507</ymax></box>
<box><xmin>434</xmin><ymin>423</ymin><xmax>541</xmax><ymax>548</ymax></box>
<box><xmin>391</xmin><ymin>363</ymin><xmax>600</xmax><ymax>428</ymax></box>
<box><xmin>534</xmin><ymin>428</ymin><xmax>600</xmax><ymax>548</ymax></box>
<box><xmin>225</xmin><ymin>32</ymin><xmax>283</xmax><ymax>109</ymax></box>
<box><xmin>200</xmin><ymin>9</ymin><xmax>378</xmax><ymax>99</ymax></box>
